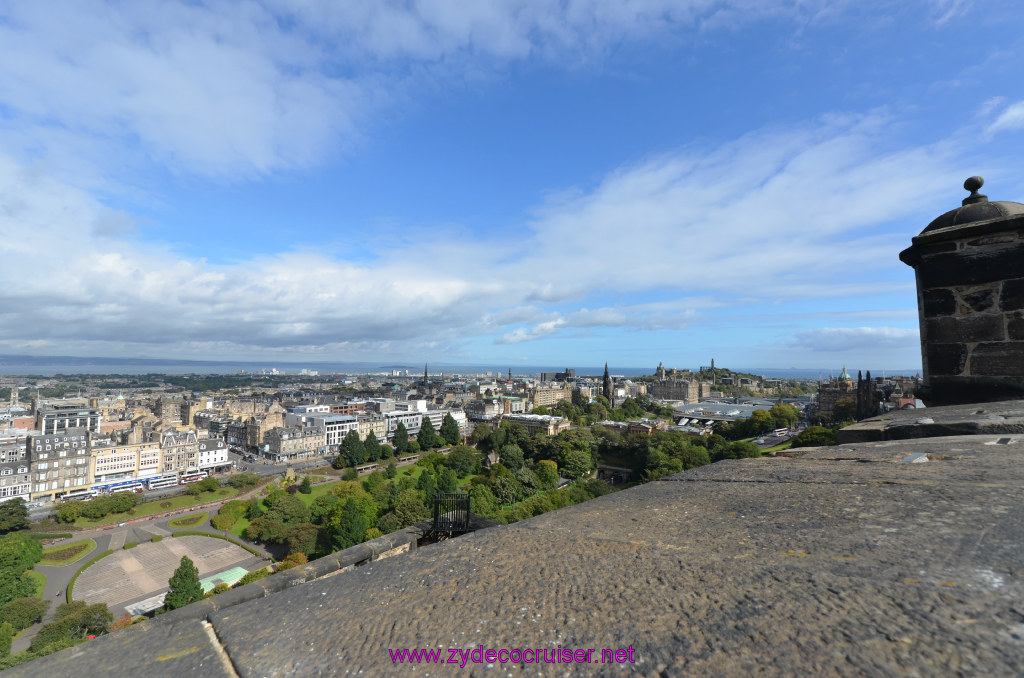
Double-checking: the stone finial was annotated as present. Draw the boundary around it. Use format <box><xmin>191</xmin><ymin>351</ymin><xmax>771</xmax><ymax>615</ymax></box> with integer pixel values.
<box><xmin>962</xmin><ymin>176</ymin><xmax>988</xmax><ymax>205</ymax></box>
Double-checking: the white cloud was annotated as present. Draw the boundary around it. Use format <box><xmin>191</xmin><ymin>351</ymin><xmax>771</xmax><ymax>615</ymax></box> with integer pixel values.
<box><xmin>986</xmin><ymin>100</ymin><xmax>1024</xmax><ymax>136</ymax></box>
<box><xmin>790</xmin><ymin>327</ymin><xmax>919</xmax><ymax>352</ymax></box>
<box><xmin>0</xmin><ymin>104</ymin><xmax>969</xmax><ymax>359</ymax></box>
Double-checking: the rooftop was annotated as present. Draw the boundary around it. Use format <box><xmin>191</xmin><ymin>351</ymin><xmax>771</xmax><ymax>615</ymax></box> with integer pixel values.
<box><xmin>13</xmin><ymin>401</ymin><xmax>1024</xmax><ymax>676</ymax></box>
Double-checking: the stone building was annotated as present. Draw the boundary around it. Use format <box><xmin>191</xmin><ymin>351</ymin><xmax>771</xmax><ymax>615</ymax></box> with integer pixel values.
<box><xmin>34</xmin><ymin>400</ymin><xmax>102</xmax><ymax>435</ymax></box>
<box><xmin>29</xmin><ymin>430</ymin><xmax>92</xmax><ymax>501</ymax></box>
<box><xmin>160</xmin><ymin>429</ymin><xmax>200</xmax><ymax>475</ymax></box>
<box><xmin>501</xmin><ymin>413</ymin><xmax>571</xmax><ymax>436</ymax></box>
<box><xmin>91</xmin><ymin>440</ymin><xmax>162</xmax><ymax>488</ymax></box>
<box><xmin>0</xmin><ymin>441</ymin><xmax>31</xmax><ymax>503</ymax></box>
<box><xmin>265</xmin><ymin>426</ymin><xmax>325</xmax><ymax>462</ymax></box>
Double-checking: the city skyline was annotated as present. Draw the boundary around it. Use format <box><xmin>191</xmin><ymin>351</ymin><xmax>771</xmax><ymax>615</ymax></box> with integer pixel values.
<box><xmin>2</xmin><ymin>2</ymin><xmax>1024</xmax><ymax>369</ymax></box>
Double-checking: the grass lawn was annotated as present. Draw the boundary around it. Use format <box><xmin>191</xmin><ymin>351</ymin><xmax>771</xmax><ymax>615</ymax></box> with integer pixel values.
<box><xmin>73</xmin><ymin>487</ymin><xmax>240</xmax><ymax>528</ymax></box>
<box><xmin>27</xmin><ymin>570</ymin><xmax>46</xmax><ymax>597</ymax></box>
<box><xmin>39</xmin><ymin>538</ymin><xmax>97</xmax><ymax>567</ymax></box>
<box><xmin>763</xmin><ymin>440</ymin><xmax>793</xmax><ymax>453</ymax></box>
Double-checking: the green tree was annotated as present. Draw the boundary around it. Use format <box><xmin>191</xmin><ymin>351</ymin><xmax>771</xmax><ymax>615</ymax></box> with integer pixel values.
<box><xmin>265</xmin><ymin>494</ymin><xmax>310</xmax><ymax>525</ymax></box>
<box><xmin>530</xmin><ymin>406</ymin><xmax>550</xmax><ymax>415</ymax></box>
<box><xmin>341</xmin><ymin>429</ymin><xmax>366</xmax><ymax>467</ymax></box>
<box><xmin>1</xmin><ymin>597</ymin><xmax>50</xmax><ymax>632</ymax></box>
<box><xmin>769</xmin><ymin>403</ymin><xmax>800</xmax><ymax>428</ymax></box>
<box><xmin>498</xmin><ymin>443</ymin><xmax>525</xmax><ymax>471</ymax></box>
<box><xmin>328</xmin><ymin>498</ymin><xmax>367</xmax><ymax>551</ymax></box>
<box><xmin>386</xmin><ymin>462</ymin><xmax>397</xmax><ymax>479</ymax></box>
<box><xmin>393</xmin><ymin>422</ymin><xmax>409</xmax><ymax>454</ymax></box>
<box><xmin>56</xmin><ymin>500</ymin><xmax>83</xmax><ymax>523</ymax></box>
<box><xmin>197</xmin><ymin>476</ymin><xmax>219</xmax><ymax>492</ymax></box>
<box><xmin>0</xmin><ymin>533</ymin><xmax>42</xmax><ymax>572</ymax></box>
<box><xmin>747</xmin><ymin>409</ymin><xmax>775</xmax><ymax>435</ymax></box>
<box><xmin>30</xmin><ymin>602</ymin><xmax>112</xmax><ymax>653</ymax></box>
<box><xmin>445</xmin><ymin>445</ymin><xmax>475</xmax><ymax>476</ymax></box>
<box><xmin>164</xmin><ymin>556</ymin><xmax>204</xmax><ymax>610</ymax></box>
<box><xmin>309</xmin><ymin>493</ymin><xmax>339</xmax><ymax>524</ymax></box>
<box><xmin>0</xmin><ymin>499</ymin><xmax>29</xmax><ymax>534</ymax></box>
<box><xmin>418</xmin><ymin>417</ymin><xmax>439</xmax><ymax>450</ymax></box>
<box><xmin>391</xmin><ymin>490</ymin><xmax>429</xmax><ymax>528</ymax></box>
<box><xmin>561</xmin><ymin>448</ymin><xmax>593</xmax><ymax>480</ymax></box>
<box><xmin>790</xmin><ymin>426</ymin><xmax>838</xmax><ymax>448</ymax></box>
<box><xmin>0</xmin><ymin>572</ymin><xmax>44</xmax><ymax>610</ymax></box>
<box><xmin>437</xmin><ymin>468</ymin><xmax>459</xmax><ymax>493</ymax></box>
<box><xmin>363</xmin><ymin>432</ymin><xmax>382</xmax><ymax>462</ymax></box>
<box><xmin>535</xmin><ymin>460</ymin><xmax>559</xmax><ymax>489</ymax></box>
<box><xmin>470</xmin><ymin>423</ymin><xmax>491</xmax><ymax>447</ymax></box>
<box><xmin>416</xmin><ymin>471</ymin><xmax>437</xmax><ymax>500</ymax></box>
<box><xmin>440</xmin><ymin>413</ymin><xmax>461</xmax><ymax>446</ymax></box>
<box><xmin>299</xmin><ymin>476</ymin><xmax>313</xmax><ymax>494</ymax></box>
<box><xmin>0</xmin><ymin>621</ymin><xmax>12</xmax><ymax>657</ymax></box>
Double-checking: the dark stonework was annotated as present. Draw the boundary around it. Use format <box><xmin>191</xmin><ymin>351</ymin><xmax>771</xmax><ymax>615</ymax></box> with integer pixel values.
<box><xmin>1008</xmin><ymin>312</ymin><xmax>1024</xmax><ymax>341</ymax></box>
<box><xmin>922</xmin><ymin>288</ymin><xmax>956</xmax><ymax>316</ymax></box>
<box><xmin>917</xmin><ymin>243</ymin><xmax>1024</xmax><ymax>288</ymax></box>
<box><xmin>960</xmin><ymin>287</ymin><xmax>997</xmax><ymax>313</ymax></box>
<box><xmin>902</xmin><ymin>178</ymin><xmax>1024</xmax><ymax>405</ymax></box>
<box><xmin>1002</xmin><ymin>278</ymin><xmax>1024</xmax><ymax>312</ymax></box>
<box><xmin>971</xmin><ymin>342</ymin><xmax>1024</xmax><ymax>377</ymax></box>
<box><xmin>925</xmin><ymin>314</ymin><xmax>1003</xmax><ymax>344</ymax></box>
<box><xmin>924</xmin><ymin>343</ymin><xmax>967</xmax><ymax>376</ymax></box>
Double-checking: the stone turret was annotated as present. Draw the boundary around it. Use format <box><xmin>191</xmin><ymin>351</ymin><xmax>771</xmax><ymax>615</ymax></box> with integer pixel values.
<box><xmin>900</xmin><ymin>176</ymin><xmax>1024</xmax><ymax>405</ymax></box>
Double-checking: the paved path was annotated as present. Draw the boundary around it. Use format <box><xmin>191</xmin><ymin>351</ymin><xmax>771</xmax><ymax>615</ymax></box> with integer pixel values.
<box><xmin>74</xmin><ymin>535</ymin><xmax>259</xmax><ymax>612</ymax></box>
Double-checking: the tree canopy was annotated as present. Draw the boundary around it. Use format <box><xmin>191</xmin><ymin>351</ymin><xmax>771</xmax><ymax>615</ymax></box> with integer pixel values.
<box><xmin>164</xmin><ymin>556</ymin><xmax>203</xmax><ymax>610</ymax></box>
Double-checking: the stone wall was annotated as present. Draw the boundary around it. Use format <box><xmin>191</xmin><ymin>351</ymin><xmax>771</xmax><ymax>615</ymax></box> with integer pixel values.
<box><xmin>901</xmin><ymin>213</ymin><xmax>1024</xmax><ymax>404</ymax></box>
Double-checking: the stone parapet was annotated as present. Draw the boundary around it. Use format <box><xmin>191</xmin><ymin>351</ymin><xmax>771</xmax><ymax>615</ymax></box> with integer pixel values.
<box><xmin>11</xmin><ymin>405</ymin><xmax>1024</xmax><ymax>677</ymax></box>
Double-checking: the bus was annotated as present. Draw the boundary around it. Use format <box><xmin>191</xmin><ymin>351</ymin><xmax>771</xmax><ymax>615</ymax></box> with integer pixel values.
<box><xmin>61</xmin><ymin>489</ymin><xmax>98</xmax><ymax>502</ymax></box>
<box><xmin>772</xmin><ymin>428</ymin><xmax>789</xmax><ymax>437</ymax></box>
<box><xmin>111</xmin><ymin>483</ymin><xmax>143</xmax><ymax>494</ymax></box>
<box><xmin>147</xmin><ymin>474</ymin><xmax>180</xmax><ymax>490</ymax></box>
<box><xmin>179</xmin><ymin>471</ymin><xmax>209</xmax><ymax>485</ymax></box>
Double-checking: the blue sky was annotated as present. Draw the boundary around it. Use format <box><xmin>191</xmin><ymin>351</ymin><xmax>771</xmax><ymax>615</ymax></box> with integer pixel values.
<box><xmin>1</xmin><ymin>0</ymin><xmax>1023</xmax><ymax>371</ymax></box>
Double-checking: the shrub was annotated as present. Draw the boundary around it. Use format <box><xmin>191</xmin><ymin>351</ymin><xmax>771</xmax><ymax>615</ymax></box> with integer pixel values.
<box><xmin>1</xmin><ymin>597</ymin><xmax>50</xmax><ymax>632</ymax></box>
<box><xmin>109</xmin><ymin>612</ymin><xmax>134</xmax><ymax>631</ymax></box>
<box><xmin>168</xmin><ymin>513</ymin><xmax>207</xmax><ymax>528</ymax></box>
<box><xmin>122</xmin><ymin>542</ymin><xmax>137</xmax><ymax>550</ymax></box>
<box><xmin>233</xmin><ymin>568</ymin><xmax>270</xmax><ymax>588</ymax></box>
<box><xmin>277</xmin><ymin>553</ymin><xmax>307</xmax><ymax>571</ymax></box>
<box><xmin>151</xmin><ymin>535</ymin><xmax>163</xmax><ymax>543</ymax></box>
<box><xmin>160</xmin><ymin>501</ymin><xmax>172</xmax><ymax>509</ymax></box>
<box><xmin>342</xmin><ymin>468</ymin><xmax>358</xmax><ymax>481</ymax></box>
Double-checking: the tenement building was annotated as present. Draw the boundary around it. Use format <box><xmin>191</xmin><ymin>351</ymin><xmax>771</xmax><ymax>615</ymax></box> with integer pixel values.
<box><xmin>28</xmin><ymin>430</ymin><xmax>92</xmax><ymax>501</ymax></box>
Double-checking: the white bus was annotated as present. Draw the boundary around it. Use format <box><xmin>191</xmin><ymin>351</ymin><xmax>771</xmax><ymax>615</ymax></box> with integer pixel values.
<box><xmin>147</xmin><ymin>474</ymin><xmax>180</xmax><ymax>490</ymax></box>
<box><xmin>180</xmin><ymin>471</ymin><xmax>209</xmax><ymax>485</ymax></box>
<box><xmin>61</xmin><ymin>489</ymin><xmax>98</xmax><ymax>502</ymax></box>
<box><xmin>111</xmin><ymin>483</ymin><xmax>143</xmax><ymax>494</ymax></box>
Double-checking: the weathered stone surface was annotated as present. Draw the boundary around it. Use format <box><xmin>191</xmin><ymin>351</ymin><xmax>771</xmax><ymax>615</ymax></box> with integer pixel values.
<box><xmin>925</xmin><ymin>314</ymin><xmax>1003</xmax><ymax>344</ymax></box>
<box><xmin>918</xmin><ymin>243</ymin><xmax>1024</xmax><ymax>288</ymax></box>
<box><xmin>971</xmin><ymin>342</ymin><xmax>1024</xmax><ymax>377</ymax></box>
<box><xmin>838</xmin><ymin>399</ymin><xmax>1024</xmax><ymax>443</ymax></box>
<box><xmin>925</xmin><ymin>342</ymin><xmax>967</xmax><ymax>376</ymax></box>
<box><xmin>922</xmin><ymin>288</ymin><xmax>956</xmax><ymax>316</ymax></box>
<box><xmin>18</xmin><ymin>409</ymin><xmax>1024</xmax><ymax>678</ymax></box>
<box><xmin>1008</xmin><ymin>312</ymin><xmax>1024</xmax><ymax>341</ymax></box>
<box><xmin>2</xmin><ymin>615</ymin><xmax>234</xmax><ymax>678</ymax></box>
<box><xmin>960</xmin><ymin>286</ymin><xmax>997</xmax><ymax>313</ymax></box>
<box><xmin>1002</xmin><ymin>278</ymin><xmax>1024</xmax><ymax>312</ymax></box>
<box><xmin>201</xmin><ymin>435</ymin><xmax>1024</xmax><ymax>678</ymax></box>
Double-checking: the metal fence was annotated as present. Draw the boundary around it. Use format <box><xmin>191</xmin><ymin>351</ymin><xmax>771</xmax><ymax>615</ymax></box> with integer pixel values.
<box><xmin>432</xmin><ymin>492</ymin><xmax>470</xmax><ymax>534</ymax></box>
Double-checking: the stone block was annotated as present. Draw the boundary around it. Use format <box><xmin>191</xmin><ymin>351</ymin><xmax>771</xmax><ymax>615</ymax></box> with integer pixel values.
<box><xmin>1002</xmin><ymin>277</ymin><xmax>1024</xmax><ymax>312</ymax></box>
<box><xmin>1008</xmin><ymin>312</ymin><xmax>1024</xmax><ymax>341</ymax></box>
<box><xmin>918</xmin><ymin>244</ymin><xmax>1024</xmax><ymax>288</ymax></box>
<box><xmin>922</xmin><ymin>288</ymin><xmax>956</xmax><ymax>316</ymax></box>
<box><xmin>925</xmin><ymin>342</ymin><xmax>967</xmax><ymax>376</ymax></box>
<box><xmin>970</xmin><ymin>342</ymin><xmax>1024</xmax><ymax>377</ymax></box>
<box><xmin>924</xmin><ymin>315</ymin><xmax>1003</xmax><ymax>344</ymax></box>
<box><xmin>959</xmin><ymin>286</ymin><xmax>997</xmax><ymax>313</ymax></box>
